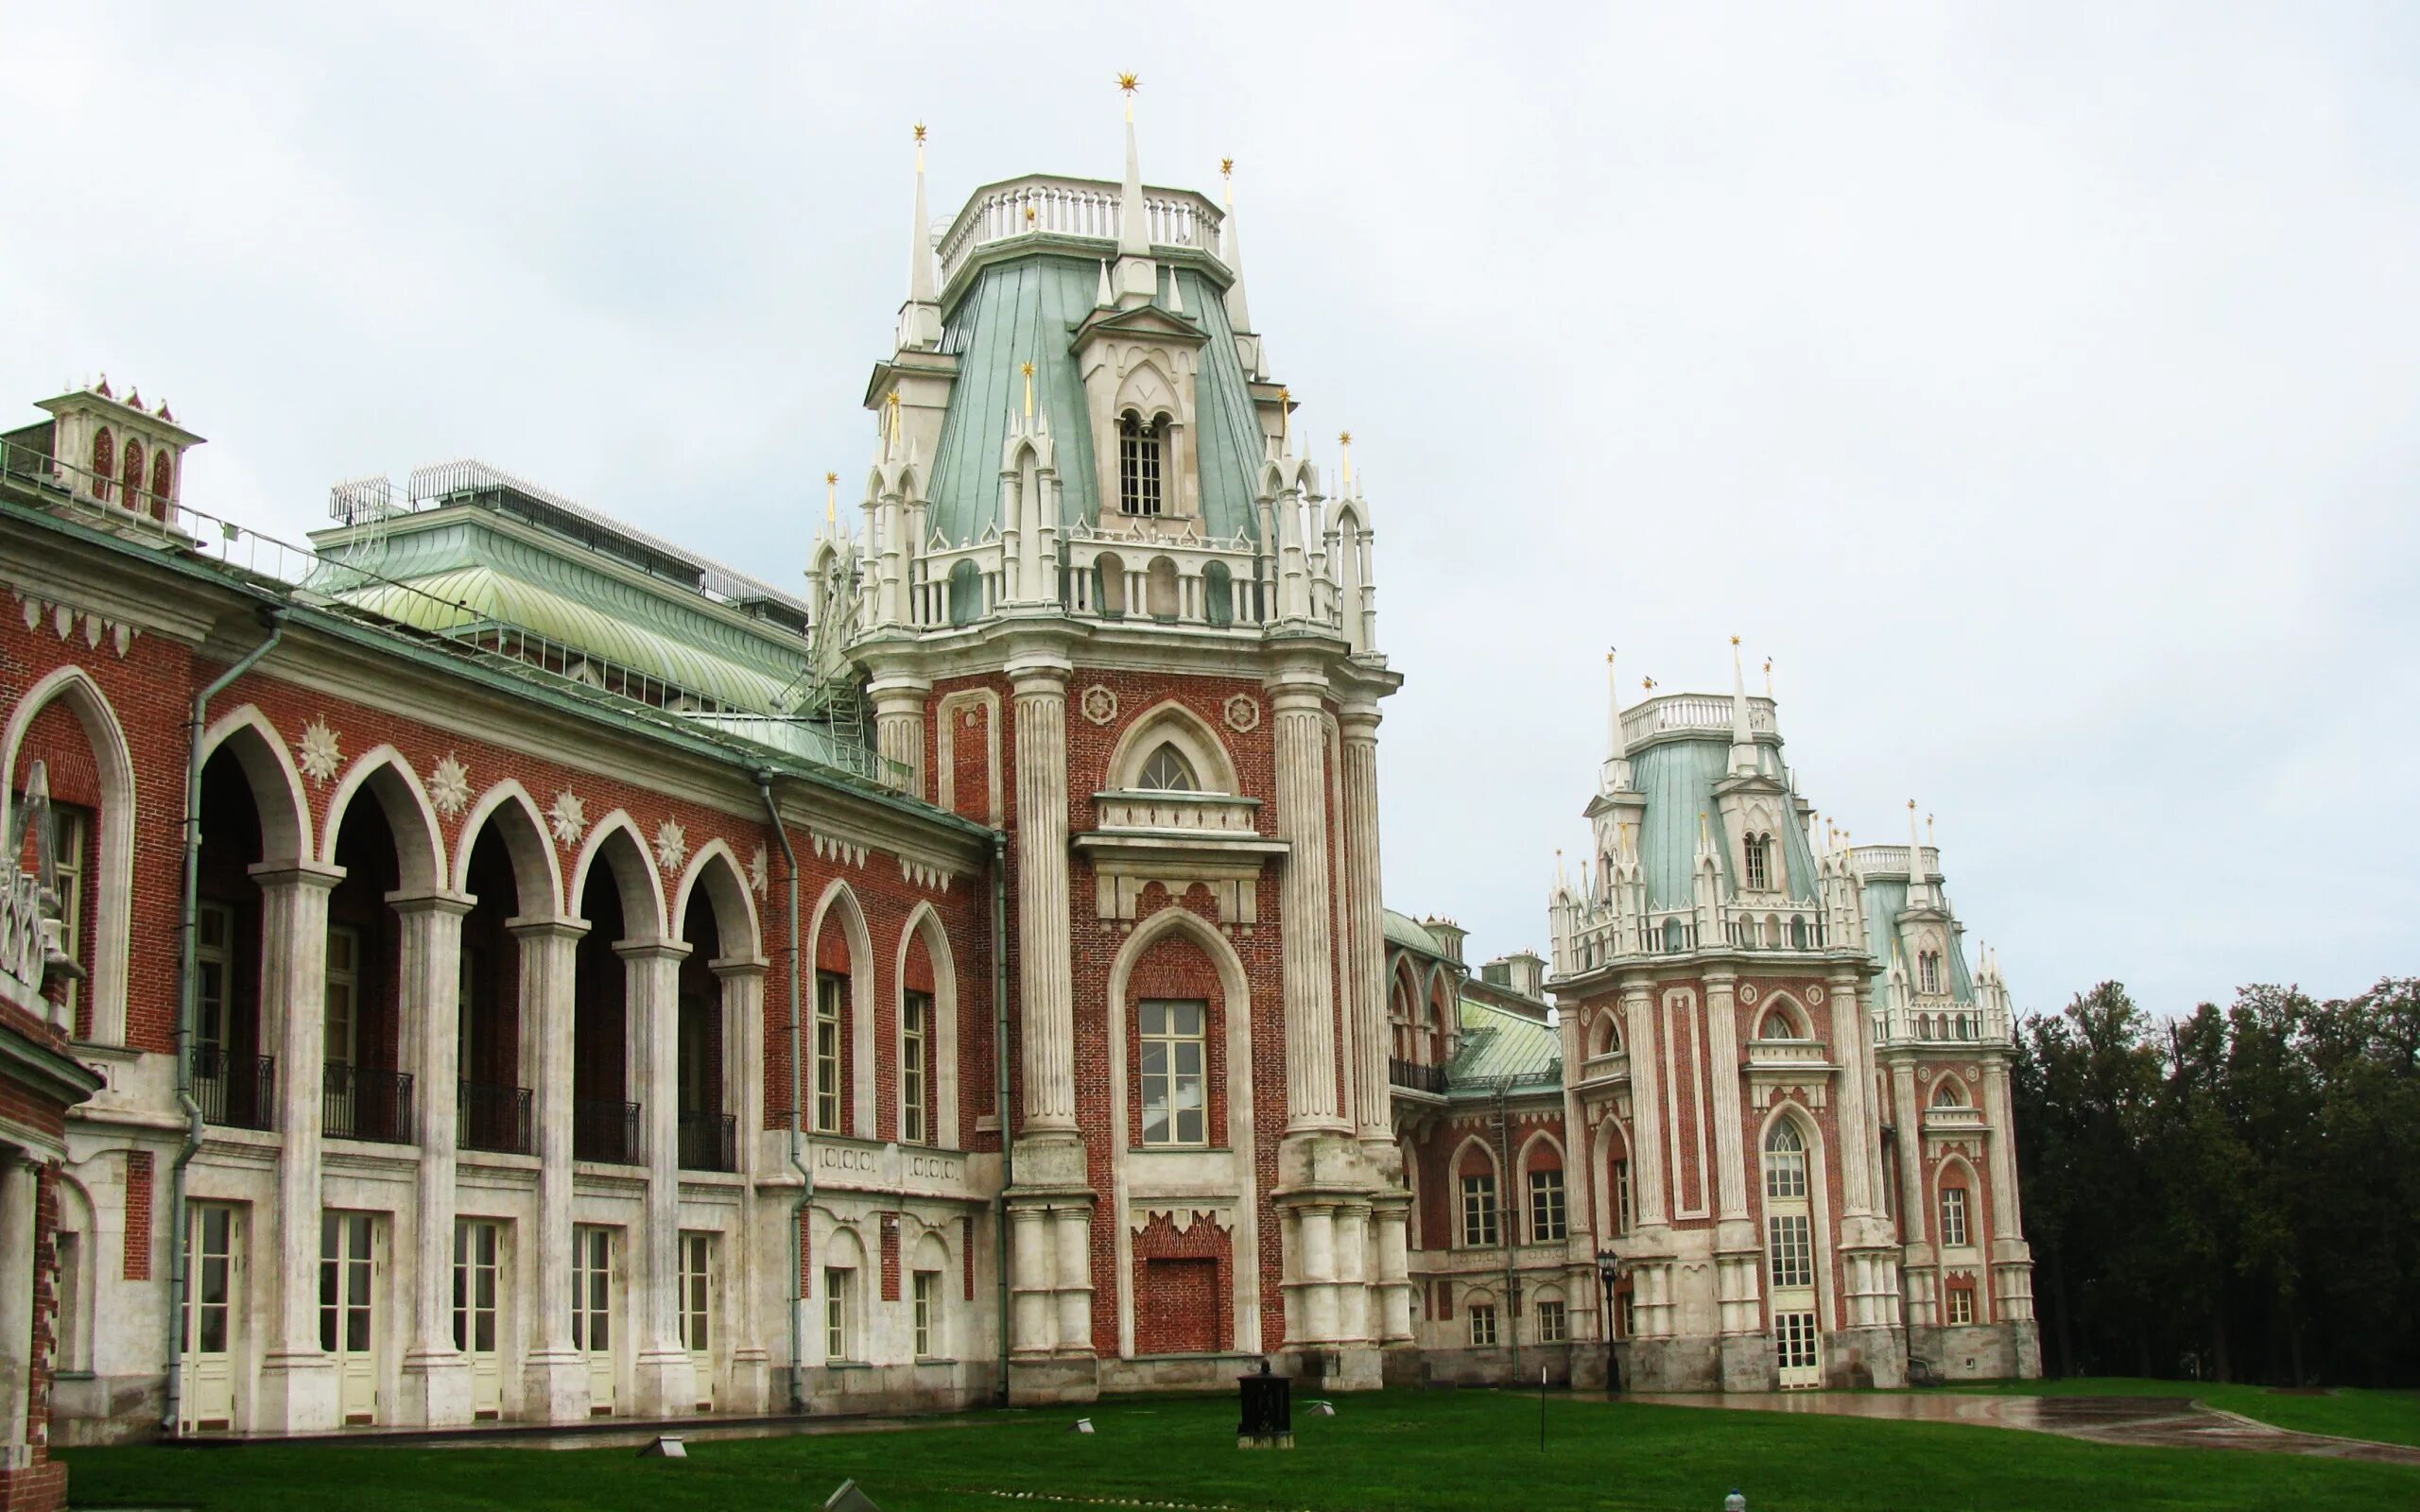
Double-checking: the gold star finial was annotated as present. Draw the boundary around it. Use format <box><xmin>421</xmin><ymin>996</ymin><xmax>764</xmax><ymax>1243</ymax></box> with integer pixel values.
<box><xmin>1221</xmin><ymin>156</ymin><xmax>1235</xmax><ymax>178</ymax></box>
<box><xmin>912</xmin><ymin>122</ymin><xmax>926</xmax><ymax>144</ymax></box>
<box><xmin>1642</xmin><ymin>676</ymin><xmax>1656</xmax><ymax>693</ymax></box>
<box><xmin>1117</xmin><ymin>72</ymin><xmax>1141</xmax><ymax>94</ymax></box>
<box><xmin>1730</xmin><ymin>634</ymin><xmax>1741</xmax><ymax>646</ymax></box>
<box><xmin>1021</xmin><ymin>361</ymin><xmax>1035</xmax><ymax>419</ymax></box>
<box><xmin>1024</xmin><ymin>204</ymin><xmax>1038</xmax><ymax>229</ymax></box>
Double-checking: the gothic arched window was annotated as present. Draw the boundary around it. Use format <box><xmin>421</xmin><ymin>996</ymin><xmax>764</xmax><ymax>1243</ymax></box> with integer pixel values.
<box><xmin>149</xmin><ymin>447</ymin><xmax>175</xmax><ymax>518</ymax></box>
<box><xmin>947</xmin><ymin>559</ymin><xmax>981</xmax><ymax>627</ymax></box>
<box><xmin>1743</xmin><ymin>832</ymin><xmax>1772</xmax><ymax>891</ymax></box>
<box><xmin>1763</xmin><ymin>1119</ymin><xmax>1808</xmax><ymax>1201</ymax></box>
<box><xmin>1932</xmin><ymin>1077</ymin><xmax>1967</xmax><ymax>1108</ymax></box>
<box><xmin>1117</xmin><ymin>411</ymin><xmax>1164</xmax><ymax>516</ymax></box>
<box><xmin>1136</xmin><ymin>742</ymin><xmax>1197</xmax><ymax>793</ymax></box>
<box><xmin>1918</xmin><ymin>950</ymin><xmax>1943</xmax><ymax>995</ymax></box>
<box><xmin>90</xmin><ymin>427</ymin><xmax>114</xmax><ymax>502</ymax></box>
<box><xmin>120</xmin><ymin>443</ymin><xmax>146</xmax><ymax>516</ymax></box>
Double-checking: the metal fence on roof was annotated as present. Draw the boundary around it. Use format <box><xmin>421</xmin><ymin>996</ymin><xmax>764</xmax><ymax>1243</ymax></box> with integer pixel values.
<box><xmin>1</xmin><ymin>439</ymin><xmax>899</xmax><ymax>787</ymax></box>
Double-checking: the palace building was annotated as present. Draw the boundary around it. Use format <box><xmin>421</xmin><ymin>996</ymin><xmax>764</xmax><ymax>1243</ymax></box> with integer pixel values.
<box><xmin>0</xmin><ymin>97</ymin><xmax>2033</xmax><ymax>1498</ymax></box>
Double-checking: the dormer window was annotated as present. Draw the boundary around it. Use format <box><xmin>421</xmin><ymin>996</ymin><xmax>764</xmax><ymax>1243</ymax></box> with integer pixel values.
<box><xmin>1135</xmin><ymin>742</ymin><xmax>1197</xmax><ymax>792</ymax></box>
<box><xmin>1743</xmin><ymin>833</ymin><xmax>1772</xmax><ymax>891</ymax></box>
<box><xmin>1918</xmin><ymin>950</ymin><xmax>1943</xmax><ymax>995</ymax></box>
<box><xmin>1117</xmin><ymin>411</ymin><xmax>1164</xmax><ymax>516</ymax></box>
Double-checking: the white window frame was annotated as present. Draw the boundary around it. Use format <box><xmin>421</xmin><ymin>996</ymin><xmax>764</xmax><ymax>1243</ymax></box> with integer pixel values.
<box><xmin>1117</xmin><ymin>411</ymin><xmax>1165</xmax><ymax>516</ymax></box>
<box><xmin>1535</xmin><ymin>1297</ymin><xmax>1568</xmax><ymax>1343</ymax></box>
<box><xmin>49</xmin><ymin>802</ymin><xmax>87</xmax><ymax>1026</ymax></box>
<box><xmin>1939</xmin><ymin>1184</ymin><xmax>1970</xmax><ymax>1248</ymax></box>
<box><xmin>1460</xmin><ymin>1172</ymin><xmax>1499</xmax><ymax>1248</ymax></box>
<box><xmin>1614</xmin><ymin>1158</ymin><xmax>1634</xmax><ymax>1235</ymax></box>
<box><xmin>823</xmin><ymin>1266</ymin><xmax>853</xmax><ymax>1361</ymax></box>
<box><xmin>1138</xmin><ymin>999</ymin><xmax>1208</xmax><ymax>1147</ymax></box>
<box><xmin>815</xmin><ymin>971</ymin><xmax>845</xmax><ymax>1134</ymax></box>
<box><xmin>1527</xmin><ymin>1167</ymin><xmax>1566</xmax><ymax>1244</ymax></box>
<box><xmin>901</xmin><ymin>989</ymin><xmax>931</xmax><ymax>1145</ymax></box>
<box><xmin>1467</xmin><ymin>1302</ymin><xmax>1498</xmax><ymax>1348</ymax></box>
<box><xmin>1945</xmin><ymin>1285</ymin><xmax>1976</xmax><ymax>1326</ymax></box>
<box><xmin>912</xmin><ymin>1269</ymin><xmax>942</xmax><ymax>1358</ymax></box>
<box><xmin>679</xmin><ymin>1231</ymin><xmax>716</xmax><ymax>1353</ymax></box>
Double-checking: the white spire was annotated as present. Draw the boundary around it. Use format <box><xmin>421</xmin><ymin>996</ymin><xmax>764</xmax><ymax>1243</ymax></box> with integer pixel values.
<box><xmin>1112</xmin><ymin>74</ymin><xmax>1156</xmax><ymax>303</ymax></box>
<box><xmin>1599</xmin><ymin>647</ymin><xmax>1633</xmax><ymax>795</ymax></box>
<box><xmin>1096</xmin><ymin>259</ymin><xmax>1114</xmax><ymax>309</ymax></box>
<box><xmin>1906</xmin><ymin>799</ymin><xmax>1934</xmax><ymax>908</ymax></box>
<box><xmin>1220</xmin><ymin>157</ymin><xmax>1254</xmax><ymax>332</ymax></box>
<box><xmin>1728</xmin><ymin>636</ymin><xmax>1758</xmax><ymax>777</ymax></box>
<box><xmin>896</xmin><ymin>124</ymin><xmax>942</xmax><ymax>352</ymax></box>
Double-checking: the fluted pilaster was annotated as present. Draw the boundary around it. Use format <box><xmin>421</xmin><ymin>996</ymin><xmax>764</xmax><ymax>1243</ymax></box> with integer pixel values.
<box><xmin>1339</xmin><ymin>706</ymin><xmax>1390</xmax><ymax>1143</ymax></box>
<box><xmin>1271</xmin><ymin>679</ymin><xmax>1341</xmax><ymax>1131</ymax></box>
<box><xmin>1011</xmin><ymin>662</ymin><xmax>1076</xmax><ymax>1134</ymax></box>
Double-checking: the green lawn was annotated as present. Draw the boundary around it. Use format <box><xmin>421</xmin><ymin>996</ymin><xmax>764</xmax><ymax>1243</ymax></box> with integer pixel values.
<box><xmin>1945</xmin><ymin>1377</ymin><xmax>2420</xmax><ymax>1449</ymax></box>
<box><xmin>59</xmin><ymin>1390</ymin><xmax>2420</xmax><ymax>1512</ymax></box>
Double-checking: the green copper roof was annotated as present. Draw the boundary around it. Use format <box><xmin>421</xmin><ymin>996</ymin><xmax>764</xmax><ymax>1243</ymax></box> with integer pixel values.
<box><xmin>312</xmin><ymin>513</ymin><xmax>806</xmax><ymax>713</ymax></box>
<box><xmin>1445</xmin><ymin>995</ymin><xmax>1562</xmax><ymax>1093</ymax></box>
<box><xmin>1631</xmin><ymin>737</ymin><xmax>1817</xmax><ymax>910</ymax></box>
<box><xmin>1859</xmin><ymin>877</ymin><xmax>1979</xmax><ymax>1005</ymax></box>
<box><xmin>1383</xmin><ymin>908</ymin><xmax>1446</xmax><ymax>956</ymax></box>
<box><xmin>925</xmin><ymin>255</ymin><xmax>1267</xmax><ymax>547</ymax></box>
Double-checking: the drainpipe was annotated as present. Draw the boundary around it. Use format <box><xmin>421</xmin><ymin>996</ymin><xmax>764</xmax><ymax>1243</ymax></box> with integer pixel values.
<box><xmin>164</xmin><ymin>609</ymin><xmax>285</xmax><ymax>1437</ymax></box>
<box><xmin>756</xmin><ymin>772</ymin><xmax>811</xmax><ymax>1414</ymax></box>
<box><xmin>989</xmin><ymin>833</ymin><xmax>1012</xmax><ymax>1404</ymax></box>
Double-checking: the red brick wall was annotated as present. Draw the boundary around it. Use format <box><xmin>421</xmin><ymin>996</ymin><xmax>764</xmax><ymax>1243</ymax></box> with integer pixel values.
<box><xmin>1132</xmin><ymin>1211</ymin><xmax>1231</xmax><ymax>1354</ymax></box>
<box><xmin>122</xmin><ymin>1149</ymin><xmax>151</xmax><ymax>1280</ymax></box>
<box><xmin>879</xmin><ymin>1213</ymin><xmax>901</xmax><ymax>1302</ymax></box>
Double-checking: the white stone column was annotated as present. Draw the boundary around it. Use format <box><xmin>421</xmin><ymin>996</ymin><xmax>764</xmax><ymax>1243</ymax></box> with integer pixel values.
<box><xmin>1980</xmin><ymin>1061</ymin><xmax>2023</xmax><ymax>1242</ymax></box>
<box><xmin>1270</xmin><ymin>676</ymin><xmax>1341</xmax><ymax>1133</ymax></box>
<box><xmin>1704</xmin><ymin>975</ymin><xmax>1762</xmax><ymax>1351</ymax></box>
<box><xmin>1339</xmin><ymin>706</ymin><xmax>1391</xmax><ymax>1145</ymax></box>
<box><xmin>869</xmin><ymin>676</ymin><xmax>931</xmax><ymax>799</ymax></box>
<box><xmin>251</xmin><ymin>860</ymin><xmax>342</xmax><ymax>1434</ymax></box>
<box><xmin>1373</xmin><ymin>1197</ymin><xmax>1413</xmax><ymax>1342</ymax></box>
<box><xmin>1051</xmin><ymin>1207</ymin><xmax>1092</xmax><ymax>1356</ymax></box>
<box><xmin>1622</xmin><ymin>986</ymin><xmax>1668</xmax><ymax>1228</ymax></box>
<box><xmin>715</xmin><ymin>957</ymin><xmax>771</xmax><ymax>1412</ymax></box>
<box><xmin>1890</xmin><ymin>1061</ymin><xmax>1935</xmax><ymax>1327</ymax></box>
<box><xmin>1827</xmin><ymin>976</ymin><xmax>1883</xmax><ymax>1219</ymax></box>
<box><xmin>0</xmin><ymin>1152</ymin><xmax>32</xmax><ymax>1469</ymax></box>
<box><xmin>1009</xmin><ymin>1207</ymin><xmax>1053</xmax><ymax>1357</ymax></box>
<box><xmin>510</xmin><ymin>917</ymin><xmax>589</xmax><ymax>1421</ymax></box>
<box><xmin>1009</xmin><ymin>660</ymin><xmax>1076</xmax><ymax>1136</ymax></box>
<box><xmin>622</xmin><ymin>939</ymin><xmax>697</xmax><ymax>1418</ymax></box>
<box><xmin>393</xmin><ymin>890</ymin><xmax>474</xmax><ymax>1427</ymax></box>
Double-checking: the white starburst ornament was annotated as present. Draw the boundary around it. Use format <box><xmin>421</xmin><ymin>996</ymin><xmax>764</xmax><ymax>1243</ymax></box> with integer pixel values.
<box><xmin>427</xmin><ymin>753</ymin><xmax>471</xmax><ymax>818</ymax></box>
<box><xmin>654</xmin><ymin>819</ymin><xmax>688</xmax><ymax>874</ymax></box>
<box><xmin>548</xmin><ymin>789</ymin><xmax>586</xmax><ymax>846</ymax></box>
<box><xmin>749</xmin><ymin>845</ymin><xmax>769</xmax><ymax>896</ymax></box>
<box><xmin>298</xmin><ymin>718</ymin><xmax>341</xmax><ymax>784</ymax></box>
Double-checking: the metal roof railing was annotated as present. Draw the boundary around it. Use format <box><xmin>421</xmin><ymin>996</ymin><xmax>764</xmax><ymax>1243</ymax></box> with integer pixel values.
<box><xmin>1</xmin><ymin>439</ymin><xmax>902</xmax><ymax>787</ymax></box>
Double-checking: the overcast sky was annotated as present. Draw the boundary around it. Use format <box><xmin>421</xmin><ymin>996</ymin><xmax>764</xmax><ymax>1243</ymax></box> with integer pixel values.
<box><xmin>8</xmin><ymin>3</ymin><xmax>2415</xmax><ymax>1018</ymax></box>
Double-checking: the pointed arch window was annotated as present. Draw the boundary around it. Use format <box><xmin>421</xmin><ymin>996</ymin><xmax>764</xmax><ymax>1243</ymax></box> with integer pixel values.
<box><xmin>1118</xmin><ymin>412</ymin><xmax>1164</xmax><ymax>516</ymax></box>
<box><xmin>1932</xmin><ymin>1077</ymin><xmax>1967</xmax><ymax>1108</ymax></box>
<box><xmin>1135</xmin><ymin>742</ymin><xmax>1197</xmax><ymax>793</ymax></box>
<box><xmin>1743</xmin><ymin>833</ymin><xmax>1772</xmax><ymax>891</ymax></box>
<box><xmin>1917</xmin><ymin>950</ymin><xmax>1943</xmax><ymax>995</ymax></box>
<box><xmin>1758</xmin><ymin>1008</ymin><xmax>1798</xmax><ymax>1040</ymax></box>
<box><xmin>90</xmin><ymin>427</ymin><xmax>114</xmax><ymax>502</ymax></box>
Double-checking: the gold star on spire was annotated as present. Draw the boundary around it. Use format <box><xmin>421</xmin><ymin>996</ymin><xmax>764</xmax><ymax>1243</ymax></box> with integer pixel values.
<box><xmin>1021</xmin><ymin>361</ymin><xmax>1035</xmax><ymax>419</ymax></box>
<box><xmin>912</xmin><ymin>122</ymin><xmax>926</xmax><ymax>144</ymax></box>
<box><xmin>1221</xmin><ymin>156</ymin><xmax>1235</xmax><ymax>178</ymax></box>
<box><xmin>1024</xmin><ymin>204</ymin><xmax>1038</xmax><ymax>229</ymax></box>
<box><xmin>1117</xmin><ymin>72</ymin><xmax>1141</xmax><ymax>94</ymax></box>
<box><xmin>1730</xmin><ymin>634</ymin><xmax>1741</xmax><ymax>646</ymax></box>
<box><xmin>1642</xmin><ymin>676</ymin><xmax>1657</xmax><ymax>693</ymax></box>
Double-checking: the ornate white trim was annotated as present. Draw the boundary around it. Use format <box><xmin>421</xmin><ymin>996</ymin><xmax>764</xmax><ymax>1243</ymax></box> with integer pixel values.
<box><xmin>653</xmin><ymin>818</ymin><xmax>688</xmax><ymax>873</ymax></box>
<box><xmin>1080</xmin><ymin>684</ymin><xmax>1119</xmax><ymax>726</ymax></box>
<box><xmin>426</xmin><ymin>753</ymin><xmax>471</xmax><ymax>818</ymax></box>
<box><xmin>897</xmin><ymin>855</ymin><xmax>953</xmax><ymax>892</ymax></box>
<box><xmin>811</xmin><ymin>831</ymin><xmax>870</xmax><ymax>868</ymax></box>
<box><xmin>548</xmin><ymin>788</ymin><xmax>586</xmax><ymax>847</ymax></box>
<box><xmin>12</xmin><ymin>589</ymin><xmax>136</xmax><ymax>659</ymax></box>
<box><xmin>749</xmin><ymin>845</ymin><xmax>769</xmax><ymax>897</ymax></box>
<box><xmin>297</xmin><ymin>717</ymin><xmax>341</xmax><ymax>784</ymax></box>
<box><xmin>1222</xmin><ymin>693</ymin><xmax>1260</xmax><ymax>733</ymax></box>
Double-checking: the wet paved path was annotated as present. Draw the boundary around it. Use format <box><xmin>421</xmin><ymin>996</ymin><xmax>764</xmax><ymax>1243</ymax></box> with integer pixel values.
<box><xmin>1624</xmin><ymin>1390</ymin><xmax>2420</xmax><ymax>1467</ymax></box>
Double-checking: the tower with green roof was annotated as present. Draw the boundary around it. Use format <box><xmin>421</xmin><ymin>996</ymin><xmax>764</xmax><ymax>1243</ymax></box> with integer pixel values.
<box><xmin>821</xmin><ymin>84</ymin><xmax>1407</xmax><ymax>1400</ymax></box>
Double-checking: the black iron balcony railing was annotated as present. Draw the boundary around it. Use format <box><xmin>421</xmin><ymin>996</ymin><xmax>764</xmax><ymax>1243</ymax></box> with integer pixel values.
<box><xmin>458</xmin><ymin>1080</ymin><xmax>533</xmax><ymax>1156</ymax></box>
<box><xmin>323</xmin><ymin>1063</ymin><xmax>415</xmax><ymax>1143</ymax></box>
<box><xmin>678</xmin><ymin>1111</ymin><xmax>737</xmax><ymax>1173</ymax></box>
<box><xmin>192</xmin><ymin>1047</ymin><xmax>275</xmax><ymax>1130</ymax></box>
<box><xmin>574</xmin><ymin>1098</ymin><xmax>641</xmax><ymax>1164</ymax></box>
<box><xmin>1389</xmin><ymin>1056</ymin><xmax>1448</xmax><ymax>1094</ymax></box>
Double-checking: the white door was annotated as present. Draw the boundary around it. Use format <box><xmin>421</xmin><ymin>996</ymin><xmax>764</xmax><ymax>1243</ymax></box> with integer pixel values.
<box><xmin>573</xmin><ymin>1226</ymin><xmax>617</xmax><ymax>1414</ymax></box>
<box><xmin>320</xmin><ymin>1211</ymin><xmax>381</xmax><ymax>1422</ymax></box>
<box><xmin>181</xmin><ymin>1202</ymin><xmax>240</xmax><ymax>1431</ymax></box>
<box><xmin>679</xmin><ymin>1232</ymin><xmax>717</xmax><ymax>1410</ymax></box>
<box><xmin>454</xmin><ymin>1219</ymin><xmax>504</xmax><ymax>1418</ymax></box>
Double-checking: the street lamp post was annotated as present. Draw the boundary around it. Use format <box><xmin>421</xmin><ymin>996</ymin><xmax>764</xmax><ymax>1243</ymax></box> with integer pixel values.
<box><xmin>1595</xmin><ymin>1248</ymin><xmax>1624</xmax><ymax>1396</ymax></box>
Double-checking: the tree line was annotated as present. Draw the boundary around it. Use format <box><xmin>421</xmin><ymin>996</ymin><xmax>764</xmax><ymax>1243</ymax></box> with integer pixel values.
<box><xmin>2011</xmin><ymin>977</ymin><xmax>2420</xmax><ymax>1386</ymax></box>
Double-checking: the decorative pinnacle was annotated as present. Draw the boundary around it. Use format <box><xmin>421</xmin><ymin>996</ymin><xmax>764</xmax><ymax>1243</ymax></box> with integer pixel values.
<box><xmin>1642</xmin><ymin>676</ymin><xmax>1656</xmax><ymax>693</ymax></box>
<box><xmin>1117</xmin><ymin>71</ymin><xmax>1140</xmax><ymax>121</ymax></box>
<box><xmin>1021</xmin><ymin>361</ymin><xmax>1035</xmax><ymax>419</ymax></box>
<box><xmin>1730</xmin><ymin>634</ymin><xmax>1741</xmax><ymax>646</ymax></box>
<box><xmin>1221</xmin><ymin>156</ymin><xmax>1235</xmax><ymax>178</ymax></box>
<box><xmin>912</xmin><ymin>122</ymin><xmax>926</xmax><ymax>144</ymax></box>
<box><xmin>1024</xmin><ymin>204</ymin><xmax>1037</xmax><ymax>228</ymax></box>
